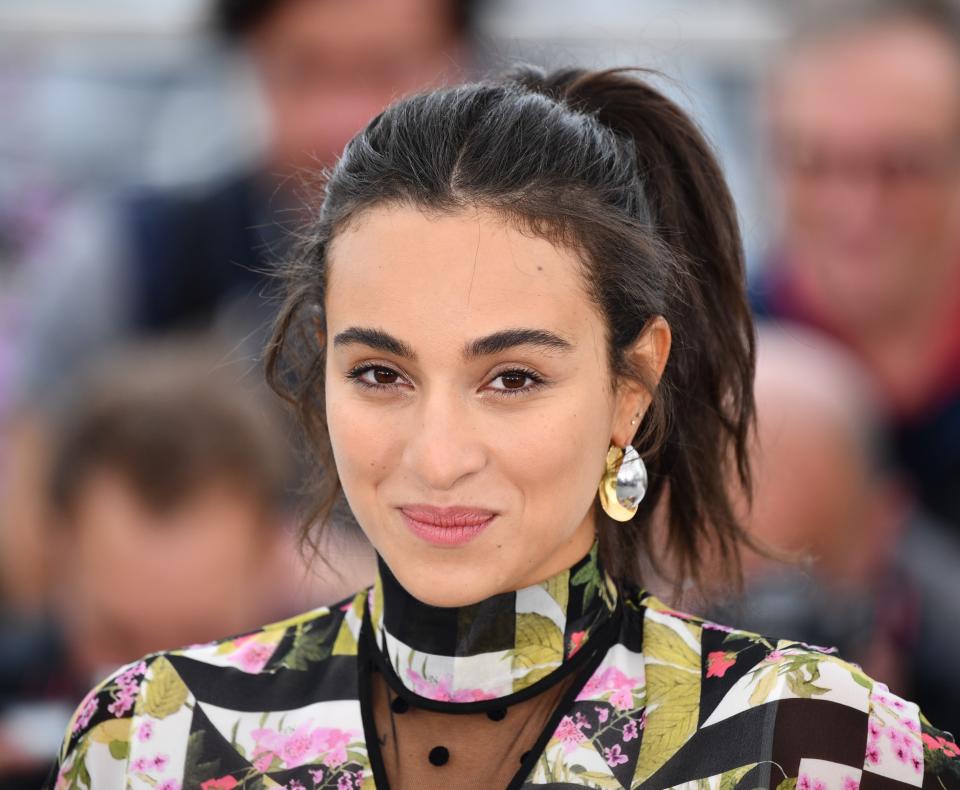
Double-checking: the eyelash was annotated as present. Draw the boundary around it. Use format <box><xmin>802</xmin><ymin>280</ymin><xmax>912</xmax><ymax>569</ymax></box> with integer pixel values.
<box><xmin>344</xmin><ymin>364</ymin><xmax>547</xmax><ymax>398</ymax></box>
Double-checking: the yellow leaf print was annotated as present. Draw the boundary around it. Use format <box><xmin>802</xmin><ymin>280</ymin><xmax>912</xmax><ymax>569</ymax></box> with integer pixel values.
<box><xmin>644</xmin><ymin>617</ymin><xmax>700</xmax><ymax>670</ymax></box>
<box><xmin>142</xmin><ymin>656</ymin><xmax>188</xmax><ymax>719</ymax></box>
<box><xmin>512</xmin><ymin>612</ymin><xmax>563</xmax><ymax>691</ymax></box>
<box><xmin>87</xmin><ymin>718</ymin><xmax>132</xmax><ymax>744</ymax></box>
<box><xmin>634</xmin><ymin>617</ymin><xmax>702</xmax><ymax>785</ymax></box>
<box><xmin>748</xmin><ymin>666</ymin><xmax>779</xmax><ymax>706</ymax></box>
<box><xmin>542</xmin><ymin>570</ymin><xmax>569</xmax><ymax>613</ymax></box>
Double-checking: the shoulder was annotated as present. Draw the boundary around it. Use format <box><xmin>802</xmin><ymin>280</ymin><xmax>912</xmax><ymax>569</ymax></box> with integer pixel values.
<box><xmin>620</xmin><ymin>594</ymin><xmax>960</xmax><ymax>790</ymax></box>
<box><xmin>45</xmin><ymin>589</ymin><xmax>369</xmax><ymax>789</ymax></box>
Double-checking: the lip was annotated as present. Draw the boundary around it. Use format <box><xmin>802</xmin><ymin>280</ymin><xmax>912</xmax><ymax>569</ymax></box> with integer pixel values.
<box><xmin>399</xmin><ymin>504</ymin><xmax>497</xmax><ymax>547</ymax></box>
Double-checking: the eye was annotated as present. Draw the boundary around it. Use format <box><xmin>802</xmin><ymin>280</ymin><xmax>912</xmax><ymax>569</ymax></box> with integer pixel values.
<box><xmin>346</xmin><ymin>364</ymin><xmax>409</xmax><ymax>391</ymax></box>
<box><xmin>485</xmin><ymin>368</ymin><xmax>545</xmax><ymax>396</ymax></box>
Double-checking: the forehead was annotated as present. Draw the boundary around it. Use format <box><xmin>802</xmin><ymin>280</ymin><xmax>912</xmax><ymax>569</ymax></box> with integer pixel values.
<box><xmin>255</xmin><ymin>0</ymin><xmax>452</xmax><ymax>56</ymax></box>
<box><xmin>773</xmin><ymin>21</ymin><xmax>960</xmax><ymax>142</ymax></box>
<box><xmin>324</xmin><ymin>205</ymin><xmax>602</xmax><ymax>352</ymax></box>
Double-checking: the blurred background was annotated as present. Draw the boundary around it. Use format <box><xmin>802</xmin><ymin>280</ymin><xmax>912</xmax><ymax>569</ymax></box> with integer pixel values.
<box><xmin>1</xmin><ymin>0</ymin><xmax>958</xmax><ymax>784</ymax></box>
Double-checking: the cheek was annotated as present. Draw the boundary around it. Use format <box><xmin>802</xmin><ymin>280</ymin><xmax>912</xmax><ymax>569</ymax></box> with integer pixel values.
<box><xmin>490</xmin><ymin>393</ymin><xmax>611</xmax><ymax>529</ymax></box>
<box><xmin>325</xmin><ymin>382</ymin><xmax>399</xmax><ymax>520</ymax></box>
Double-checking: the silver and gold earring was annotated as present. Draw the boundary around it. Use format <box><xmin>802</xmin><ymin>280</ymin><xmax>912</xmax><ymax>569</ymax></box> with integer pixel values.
<box><xmin>598</xmin><ymin>443</ymin><xmax>648</xmax><ymax>522</ymax></box>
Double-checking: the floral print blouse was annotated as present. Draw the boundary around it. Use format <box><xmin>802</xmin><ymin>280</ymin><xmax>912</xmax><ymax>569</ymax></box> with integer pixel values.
<box><xmin>46</xmin><ymin>543</ymin><xmax>959</xmax><ymax>790</ymax></box>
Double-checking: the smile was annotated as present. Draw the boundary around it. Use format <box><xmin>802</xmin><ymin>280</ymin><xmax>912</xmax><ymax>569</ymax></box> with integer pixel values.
<box><xmin>399</xmin><ymin>505</ymin><xmax>497</xmax><ymax>547</ymax></box>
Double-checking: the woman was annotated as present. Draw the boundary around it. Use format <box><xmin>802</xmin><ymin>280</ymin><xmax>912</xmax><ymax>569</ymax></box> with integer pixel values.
<box><xmin>46</xmin><ymin>68</ymin><xmax>959</xmax><ymax>790</ymax></box>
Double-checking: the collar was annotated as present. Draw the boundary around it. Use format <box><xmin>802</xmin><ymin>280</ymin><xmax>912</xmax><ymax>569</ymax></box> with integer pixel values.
<box><xmin>367</xmin><ymin>542</ymin><xmax>618</xmax><ymax>704</ymax></box>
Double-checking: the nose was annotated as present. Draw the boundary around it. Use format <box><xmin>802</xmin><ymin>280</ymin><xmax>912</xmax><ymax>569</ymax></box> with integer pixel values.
<box><xmin>401</xmin><ymin>388</ymin><xmax>487</xmax><ymax>492</ymax></box>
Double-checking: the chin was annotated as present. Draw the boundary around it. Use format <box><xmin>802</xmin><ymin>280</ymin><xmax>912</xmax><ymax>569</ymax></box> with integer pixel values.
<box><xmin>393</xmin><ymin>552</ymin><xmax>507</xmax><ymax>608</ymax></box>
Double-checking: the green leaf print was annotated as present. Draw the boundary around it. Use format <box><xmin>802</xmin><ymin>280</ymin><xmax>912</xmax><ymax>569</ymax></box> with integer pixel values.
<box><xmin>635</xmin><ymin>664</ymin><xmax>700</xmax><ymax>784</ymax></box>
<box><xmin>776</xmin><ymin>778</ymin><xmax>798</xmax><ymax>790</ymax></box>
<box><xmin>182</xmin><ymin>730</ymin><xmax>222</xmax><ymax>790</ymax></box>
<box><xmin>143</xmin><ymin>656</ymin><xmax>189</xmax><ymax>719</ymax></box>
<box><xmin>634</xmin><ymin>617</ymin><xmax>702</xmax><ymax>784</ymax></box>
<box><xmin>785</xmin><ymin>672</ymin><xmax>829</xmax><ymax>699</ymax></box>
<box><xmin>748</xmin><ymin>667</ymin><xmax>778</xmax><ymax>706</ymax></box>
<box><xmin>571</xmin><ymin>543</ymin><xmax>602</xmax><ymax>609</ymax></box>
<box><xmin>512</xmin><ymin>612</ymin><xmax>564</xmax><ymax>691</ymax></box>
<box><xmin>282</xmin><ymin>622</ymin><xmax>335</xmax><ymax>670</ymax></box>
<box><xmin>108</xmin><ymin>739</ymin><xmax>129</xmax><ymax>760</ymax></box>
<box><xmin>643</xmin><ymin>617</ymin><xmax>700</xmax><ymax>670</ymax></box>
<box><xmin>542</xmin><ymin>569</ymin><xmax>569</xmax><ymax>613</ymax></box>
<box><xmin>719</xmin><ymin>763</ymin><xmax>758</xmax><ymax>790</ymax></box>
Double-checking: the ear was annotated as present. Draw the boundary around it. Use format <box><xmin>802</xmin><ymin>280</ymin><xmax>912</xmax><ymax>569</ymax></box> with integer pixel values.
<box><xmin>611</xmin><ymin>316</ymin><xmax>671</xmax><ymax>447</ymax></box>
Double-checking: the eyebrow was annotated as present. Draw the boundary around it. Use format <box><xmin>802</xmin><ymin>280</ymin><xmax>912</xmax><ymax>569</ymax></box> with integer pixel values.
<box><xmin>331</xmin><ymin>326</ymin><xmax>573</xmax><ymax>360</ymax></box>
<box><xmin>463</xmin><ymin>328</ymin><xmax>573</xmax><ymax>359</ymax></box>
<box><xmin>332</xmin><ymin>327</ymin><xmax>417</xmax><ymax>359</ymax></box>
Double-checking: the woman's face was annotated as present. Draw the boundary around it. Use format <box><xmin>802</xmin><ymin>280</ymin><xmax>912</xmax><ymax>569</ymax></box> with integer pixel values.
<box><xmin>324</xmin><ymin>205</ymin><xmax>655</xmax><ymax>606</ymax></box>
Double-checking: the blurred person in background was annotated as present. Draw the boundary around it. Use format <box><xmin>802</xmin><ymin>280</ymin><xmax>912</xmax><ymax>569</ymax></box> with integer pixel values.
<box><xmin>11</xmin><ymin>0</ymin><xmax>479</xmax><ymax>395</ymax></box>
<box><xmin>709</xmin><ymin>325</ymin><xmax>960</xmax><ymax>737</ymax></box>
<box><xmin>0</xmin><ymin>0</ymin><xmax>477</xmax><ymax>667</ymax></box>
<box><xmin>754</xmin><ymin>0</ymin><xmax>960</xmax><ymax>531</ymax></box>
<box><xmin>0</xmin><ymin>339</ymin><xmax>373</xmax><ymax>786</ymax></box>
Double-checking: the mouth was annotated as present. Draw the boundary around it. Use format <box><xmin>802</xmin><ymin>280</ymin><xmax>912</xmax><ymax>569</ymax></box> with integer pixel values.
<box><xmin>399</xmin><ymin>504</ymin><xmax>497</xmax><ymax>547</ymax></box>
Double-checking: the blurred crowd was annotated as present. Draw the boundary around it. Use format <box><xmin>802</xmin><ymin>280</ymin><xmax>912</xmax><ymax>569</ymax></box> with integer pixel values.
<box><xmin>1</xmin><ymin>0</ymin><xmax>959</xmax><ymax>784</ymax></box>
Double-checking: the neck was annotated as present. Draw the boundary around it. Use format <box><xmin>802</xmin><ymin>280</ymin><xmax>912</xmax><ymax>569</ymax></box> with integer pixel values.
<box><xmin>368</xmin><ymin>541</ymin><xmax>618</xmax><ymax>705</ymax></box>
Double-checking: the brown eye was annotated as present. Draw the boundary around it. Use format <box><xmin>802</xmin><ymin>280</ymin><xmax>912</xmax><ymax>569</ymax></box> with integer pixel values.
<box><xmin>372</xmin><ymin>368</ymin><xmax>398</xmax><ymax>384</ymax></box>
<box><xmin>500</xmin><ymin>372</ymin><xmax>528</xmax><ymax>390</ymax></box>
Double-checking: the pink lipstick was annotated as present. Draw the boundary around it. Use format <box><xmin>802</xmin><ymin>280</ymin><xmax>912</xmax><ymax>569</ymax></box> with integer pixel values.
<box><xmin>399</xmin><ymin>505</ymin><xmax>496</xmax><ymax>547</ymax></box>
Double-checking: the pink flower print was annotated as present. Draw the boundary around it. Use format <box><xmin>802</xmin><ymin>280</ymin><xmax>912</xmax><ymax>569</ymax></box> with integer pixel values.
<box><xmin>131</xmin><ymin>757</ymin><xmax>149</xmax><ymax>773</ymax></box>
<box><xmin>595</xmin><ymin>706</ymin><xmax>609</xmax><ymax>723</ymax></box>
<box><xmin>73</xmin><ymin>692</ymin><xmax>98</xmax><ymax>733</ymax></box>
<box><xmin>868</xmin><ymin>720</ymin><xmax>881</xmax><ymax>741</ymax></box>
<box><xmin>253</xmin><ymin>753</ymin><xmax>274</xmax><ymax>773</ymax></box>
<box><xmin>609</xmin><ymin>687</ymin><xmax>633</xmax><ymax>710</ymax></box>
<box><xmin>923</xmin><ymin>733</ymin><xmax>942</xmax><ymax>751</ymax></box>
<box><xmin>314</xmin><ymin>728</ymin><xmax>352</xmax><ymax>768</ymax></box>
<box><xmin>765</xmin><ymin>650</ymin><xmax>784</xmax><ymax>662</ymax></box>
<box><xmin>895</xmin><ymin>743</ymin><xmax>910</xmax><ymax>764</ymax></box>
<box><xmin>156</xmin><ymin>782</ymin><xmax>180</xmax><ymax>790</ymax></box>
<box><xmin>403</xmin><ymin>668</ymin><xmax>496</xmax><ymax>703</ymax></box>
<box><xmin>152</xmin><ymin>754</ymin><xmax>170</xmax><ymax>772</ymax></box>
<box><xmin>233</xmin><ymin>639</ymin><xmax>275</xmax><ymax>673</ymax></box>
<box><xmin>912</xmin><ymin>754</ymin><xmax>923</xmax><ymax>773</ymax></box>
<box><xmin>842</xmin><ymin>776</ymin><xmax>860</xmax><ymax>790</ymax></box>
<box><xmin>287</xmin><ymin>782</ymin><xmax>306</xmax><ymax>790</ymax></box>
<box><xmin>604</xmin><ymin>744</ymin><xmax>629</xmax><ymax>767</ymax></box>
<box><xmin>887</xmin><ymin>728</ymin><xmax>904</xmax><ymax>746</ymax></box>
<box><xmin>866</xmin><ymin>743</ymin><xmax>881</xmax><ymax>765</ymax></box>
<box><xmin>622</xmin><ymin>719</ymin><xmax>639</xmax><ymax>742</ymax></box>
<box><xmin>903</xmin><ymin>718</ymin><xmax>920</xmax><ymax>733</ymax></box>
<box><xmin>137</xmin><ymin>720</ymin><xmax>154</xmax><ymax>741</ymax></box>
<box><xmin>939</xmin><ymin>736</ymin><xmax>960</xmax><ymax>757</ymax></box>
<box><xmin>555</xmin><ymin>715</ymin><xmax>589</xmax><ymax>753</ymax></box>
<box><xmin>706</xmin><ymin>651</ymin><xmax>737</xmax><ymax>679</ymax></box>
<box><xmin>309</xmin><ymin>769</ymin><xmax>325</xmax><ymax>784</ymax></box>
<box><xmin>814</xmin><ymin>780</ymin><xmax>826</xmax><ymax>790</ymax></box>
<box><xmin>798</xmin><ymin>774</ymin><xmax>811</xmax><ymax>790</ymax></box>
<box><xmin>569</xmin><ymin>630</ymin><xmax>587</xmax><ymax>657</ymax></box>
<box><xmin>280</xmin><ymin>725</ymin><xmax>315</xmax><ymax>767</ymax></box>
<box><xmin>108</xmin><ymin>685</ymin><xmax>137</xmax><ymax>718</ymax></box>
<box><xmin>201</xmin><ymin>779</ymin><xmax>239</xmax><ymax>790</ymax></box>
<box><xmin>337</xmin><ymin>776</ymin><xmax>353</xmax><ymax>790</ymax></box>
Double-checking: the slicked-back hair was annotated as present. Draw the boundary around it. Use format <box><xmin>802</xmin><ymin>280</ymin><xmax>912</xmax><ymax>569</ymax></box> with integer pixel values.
<box><xmin>266</xmin><ymin>67</ymin><xmax>757</xmax><ymax>593</ymax></box>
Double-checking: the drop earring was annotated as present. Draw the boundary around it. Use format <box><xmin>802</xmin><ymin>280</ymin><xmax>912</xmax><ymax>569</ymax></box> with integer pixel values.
<box><xmin>598</xmin><ymin>443</ymin><xmax>648</xmax><ymax>522</ymax></box>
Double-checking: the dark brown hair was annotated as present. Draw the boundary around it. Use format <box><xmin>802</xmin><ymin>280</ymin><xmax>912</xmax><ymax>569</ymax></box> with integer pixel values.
<box><xmin>50</xmin><ymin>341</ymin><xmax>289</xmax><ymax>519</ymax></box>
<box><xmin>266</xmin><ymin>66</ymin><xmax>756</xmax><ymax>590</ymax></box>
